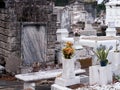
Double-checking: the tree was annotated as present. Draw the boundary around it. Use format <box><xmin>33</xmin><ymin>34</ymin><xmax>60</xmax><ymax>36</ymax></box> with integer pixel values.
<box><xmin>0</xmin><ymin>0</ymin><xmax>5</xmax><ymax>8</ymax></box>
<box><xmin>55</xmin><ymin>0</ymin><xmax>69</xmax><ymax>6</ymax></box>
<box><xmin>96</xmin><ymin>2</ymin><xmax>106</xmax><ymax>15</ymax></box>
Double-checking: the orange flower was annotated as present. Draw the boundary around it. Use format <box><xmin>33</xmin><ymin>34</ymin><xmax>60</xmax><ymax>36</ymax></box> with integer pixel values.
<box><xmin>66</xmin><ymin>41</ymin><xmax>73</xmax><ymax>47</ymax></box>
<box><xmin>62</xmin><ymin>42</ymin><xmax>74</xmax><ymax>59</ymax></box>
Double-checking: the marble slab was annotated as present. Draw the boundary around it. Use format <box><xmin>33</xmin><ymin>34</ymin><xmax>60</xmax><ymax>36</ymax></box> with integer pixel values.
<box><xmin>15</xmin><ymin>69</ymin><xmax>85</xmax><ymax>82</ymax></box>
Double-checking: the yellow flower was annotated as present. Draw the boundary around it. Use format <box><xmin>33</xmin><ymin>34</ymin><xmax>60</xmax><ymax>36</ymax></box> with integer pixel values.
<box><xmin>62</xmin><ymin>42</ymin><xmax>74</xmax><ymax>59</ymax></box>
<box><xmin>66</xmin><ymin>41</ymin><xmax>73</xmax><ymax>47</ymax></box>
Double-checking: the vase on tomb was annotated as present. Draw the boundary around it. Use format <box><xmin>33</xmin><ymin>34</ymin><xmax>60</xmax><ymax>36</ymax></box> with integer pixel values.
<box><xmin>100</xmin><ymin>59</ymin><xmax>108</xmax><ymax>67</ymax></box>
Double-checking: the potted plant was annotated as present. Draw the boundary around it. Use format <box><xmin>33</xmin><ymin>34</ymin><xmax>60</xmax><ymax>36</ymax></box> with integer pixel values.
<box><xmin>93</xmin><ymin>44</ymin><xmax>113</xmax><ymax>66</ymax></box>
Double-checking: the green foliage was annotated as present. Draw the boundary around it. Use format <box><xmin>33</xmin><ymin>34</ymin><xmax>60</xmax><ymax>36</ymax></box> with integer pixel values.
<box><xmin>115</xmin><ymin>75</ymin><xmax>120</xmax><ymax>81</ymax></box>
<box><xmin>96</xmin><ymin>2</ymin><xmax>106</xmax><ymax>15</ymax></box>
<box><xmin>0</xmin><ymin>0</ymin><xmax>5</xmax><ymax>8</ymax></box>
<box><xmin>93</xmin><ymin>44</ymin><xmax>113</xmax><ymax>61</ymax></box>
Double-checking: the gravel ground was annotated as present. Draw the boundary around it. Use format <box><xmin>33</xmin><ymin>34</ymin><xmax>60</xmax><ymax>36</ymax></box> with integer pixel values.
<box><xmin>0</xmin><ymin>78</ymin><xmax>52</xmax><ymax>90</ymax></box>
<box><xmin>0</xmin><ymin>67</ymin><xmax>89</xmax><ymax>90</ymax></box>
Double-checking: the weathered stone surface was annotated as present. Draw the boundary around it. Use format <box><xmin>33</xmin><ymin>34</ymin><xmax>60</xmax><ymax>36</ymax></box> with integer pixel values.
<box><xmin>47</xmin><ymin>49</ymin><xmax>55</xmax><ymax>55</ymax></box>
<box><xmin>47</xmin><ymin>42</ymin><xmax>55</xmax><ymax>48</ymax></box>
<box><xmin>8</xmin><ymin>30</ymin><xmax>18</xmax><ymax>37</ymax></box>
<box><xmin>47</xmin><ymin>55</ymin><xmax>55</xmax><ymax>61</ymax></box>
<box><xmin>47</xmin><ymin>35</ymin><xmax>56</xmax><ymax>42</ymax></box>
<box><xmin>5</xmin><ymin>53</ymin><xmax>22</xmax><ymax>74</ymax></box>
<box><xmin>0</xmin><ymin>42</ymin><xmax>9</xmax><ymax>50</ymax></box>
<box><xmin>0</xmin><ymin>34</ymin><xmax>8</xmax><ymax>42</ymax></box>
<box><xmin>0</xmin><ymin>27</ymin><xmax>9</xmax><ymax>35</ymax></box>
<box><xmin>0</xmin><ymin>14</ymin><xmax>6</xmax><ymax>20</ymax></box>
<box><xmin>0</xmin><ymin>48</ymin><xmax>10</xmax><ymax>57</ymax></box>
<box><xmin>0</xmin><ymin>20</ymin><xmax>8</xmax><ymax>27</ymax></box>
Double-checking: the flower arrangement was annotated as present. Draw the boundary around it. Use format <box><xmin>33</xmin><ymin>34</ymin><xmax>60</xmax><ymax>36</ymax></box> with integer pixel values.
<box><xmin>92</xmin><ymin>44</ymin><xmax>113</xmax><ymax>66</ymax></box>
<box><xmin>62</xmin><ymin>41</ymin><xmax>74</xmax><ymax>59</ymax></box>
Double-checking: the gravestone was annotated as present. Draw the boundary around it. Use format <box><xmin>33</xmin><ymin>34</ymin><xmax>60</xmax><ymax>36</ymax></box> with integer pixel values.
<box><xmin>21</xmin><ymin>24</ymin><xmax>47</xmax><ymax>66</ymax></box>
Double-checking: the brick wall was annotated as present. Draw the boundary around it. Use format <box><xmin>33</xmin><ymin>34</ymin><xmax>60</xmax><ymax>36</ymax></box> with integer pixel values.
<box><xmin>0</xmin><ymin>0</ymin><xmax>57</xmax><ymax>64</ymax></box>
<box><xmin>0</xmin><ymin>9</ymin><xmax>21</xmax><ymax>60</ymax></box>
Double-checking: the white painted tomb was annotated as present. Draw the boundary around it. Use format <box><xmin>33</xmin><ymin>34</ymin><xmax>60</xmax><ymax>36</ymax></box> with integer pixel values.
<box><xmin>105</xmin><ymin>0</ymin><xmax>120</xmax><ymax>36</ymax></box>
<box><xmin>56</xmin><ymin>28</ymin><xmax>69</xmax><ymax>42</ymax></box>
<box><xmin>53</xmin><ymin>27</ymin><xmax>120</xmax><ymax>90</ymax></box>
<box><xmin>106</xmin><ymin>0</ymin><xmax>120</xmax><ymax>27</ymax></box>
<box><xmin>52</xmin><ymin>28</ymin><xmax>87</xmax><ymax>90</ymax></box>
<box><xmin>106</xmin><ymin>22</ymin><xmax>117</xmax><ymax>36</ymax></box>
<box><xmin>80</xmin><ymin>36</ymin><xmax>120</xmax><ymax>65</ymax></box>
<box><xmin>80</xmin><ymin>36</ymin><xmax>120</xmax><ymax>50</ymax></box>
<box><xmin>108</xmin><ymin>50</ymin><xmax>120</xmax><ymax>73</ymax></box>
<box><xmin>56</xmin><ymin>28</ymin><xmax>120</xmax><ymax>62</ymax></box>
<box><xmin>89</xmin><ymin>65</ymin><xmax>113</xmax><ymax>86</ymax></box>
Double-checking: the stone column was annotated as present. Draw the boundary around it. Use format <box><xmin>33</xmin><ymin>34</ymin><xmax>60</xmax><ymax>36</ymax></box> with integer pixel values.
<box><xmin>56</xmin><ymin>28</ymin><xmax>69</xmax><ymax>42</ymax></box>
<box><xmin>62</xmin><ymin>58</ymin><xmax>75</xmax><ymax>79</ymax></box>
<box><xmin>56</xmin><ymin>29</ymin><xmax>69</xmax><ymax>63</ymax></box>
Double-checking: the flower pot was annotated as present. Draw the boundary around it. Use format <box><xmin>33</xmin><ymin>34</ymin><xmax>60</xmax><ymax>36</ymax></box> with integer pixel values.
<box><xmin>100</xmin><ymin>60</ymin><xmax>108</xmax><ymax>67</ymax></box>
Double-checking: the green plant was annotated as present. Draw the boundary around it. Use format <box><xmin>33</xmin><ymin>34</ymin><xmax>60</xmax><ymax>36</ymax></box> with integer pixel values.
<box><xmin>93</xmin><ymin>44</ymin><xmax>113</xmax><ymax>61</ymax></box>
<box><xmin>96</xmin><ymin>2</ymin><xmax>106</xmax><ymax>15</ymax></box>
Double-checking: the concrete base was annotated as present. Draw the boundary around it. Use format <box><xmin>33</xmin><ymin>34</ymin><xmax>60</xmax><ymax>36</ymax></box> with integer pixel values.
<box><xmin>55</xmin><ymin>76</ymin><xmax>80</xmax><ymax>87</ymax></box>
<box><xmin>80</xmin><ymin>75</ymin><xmax>89</xmax><ymax>84</ymax></box>
<box><xmin>51</xmin><ymin>84</ymin><xmax>71</xmax><ymax>90</ymax></box>
<box><xmin>24</xmin><ymin>82</ymin><xmax>35</xmax><ymax>90</ymax></box>
<box><xmin>89</xmin><ymin>65</ymin><xmax>112</xmax><ymax>86</ymax></box>
<box><xmin>52</xmin><ymin>75</ymin><xmax>89</xmax><ymax>90</ymax></box>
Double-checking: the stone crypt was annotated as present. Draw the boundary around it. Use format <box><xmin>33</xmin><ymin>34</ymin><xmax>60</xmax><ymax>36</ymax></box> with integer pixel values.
<box><xmin>0</xmin><ymin>0</ymin><xmax>57</xmax><ymax>74</ymax></box>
